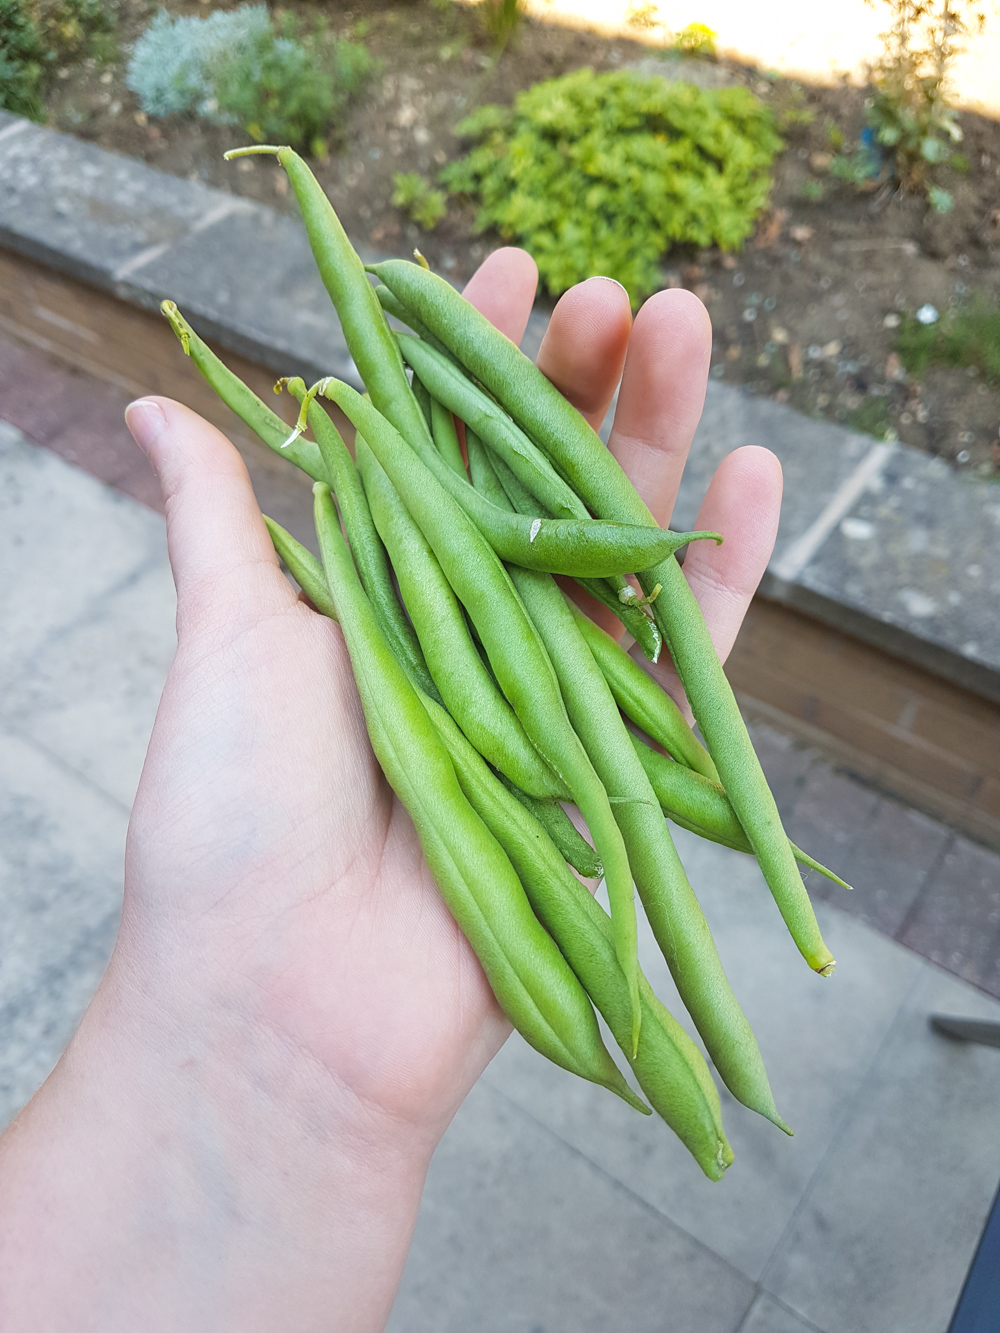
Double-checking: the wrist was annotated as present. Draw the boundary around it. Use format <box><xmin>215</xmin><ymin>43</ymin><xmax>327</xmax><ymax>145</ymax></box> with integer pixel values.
<box><xmin>0</xmin><ymin>943</ymin><xmax>435</xmax><ymax>1332</ymax></box>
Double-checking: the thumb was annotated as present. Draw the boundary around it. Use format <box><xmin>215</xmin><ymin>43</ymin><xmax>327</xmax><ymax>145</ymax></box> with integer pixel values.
<box><xmin>126</xmin><ymin>396</ymin><xmax>295</xmax><ymax>635</ymax></box>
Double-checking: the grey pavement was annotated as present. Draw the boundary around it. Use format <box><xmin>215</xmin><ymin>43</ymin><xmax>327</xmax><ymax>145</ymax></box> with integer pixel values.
<box><xmin>2</xmin><ymin>419</ymin><xmax>1000</xmax><ymax>1330</ymax></box>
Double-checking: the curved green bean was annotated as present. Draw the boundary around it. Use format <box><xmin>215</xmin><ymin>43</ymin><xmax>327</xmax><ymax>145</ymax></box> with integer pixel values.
<box><xmin>496</xmin><ymin>777</ymin><xmax>603</xmax><ymax>880</ymax></box>
<box><xmin>468</xmin><ymin>436</ymin><xmax>789</xmax><ymax>1130</ymax></box>
<box><xmin>630</xmin><ymin>735</ymin><xmax>852</xmax><ymax>890</ymax></box>
<box><xmin>430</xmin><ymin>397</ymin><xmax>467</xmax><ymax>477</ymax></box>
<box><xmin>567</xmin><ymin>601</ymin><xmax>719</xmax><ymax>782</ymax></box>
<box><xmin>375</xmin><ymin>283</ymin><xmax>457</xmax><ymax>364</ymax></box>
<box><xmin>161</xmin><ymin>301</ymin><xmax>325</xmax><ymax>482</ymax></box>
<box><xmin>368</xmin><ymin>258</ymin><xmax>835</xmax><ymax>978</ymax></box>
<box><xmin>418</xmin><ymin>690</ymin><xmax>739</xmax><ymax>1180</ymax></box>
<box><xmin>302</xmin><ymin>377</ymin><xmax>716</xmax><ymax>578</ymax></box>
<box><xmin>283</xmin><ymin>378</ymin><xmax>437</xmax><ymax>700</ymax></box>
<box><xmin>483</xmin><ymin>447</ymin><xmax>664</xmax><ymax>666</ymax></box>
<box><xmin>312</xmin><ymin>481</ymin><xmax>641</xmax><ymax>1107</ymax></box>
<box><xmin>262</xmin><ymin>515</ymin><xmax>337</xmax><ymax>619</ymax></box>
<box><xmin>356</xmin><ymin>434</ymin><xmax>567</xmax><ymax>801</ymax></box>
<box><xmin>318</xmin><ymin>379</ymin><xmax>643</xmax><ymax>1047</ymax></box>
<box><xmin>398</xmin><ymin>332</ymin><xmax>590</xmax><ymax>521</ymax></box>
<box><xmin>411</xmin><ymin>373</ymin><xmax>434</xmax><ymax>433</ymax></box>
<box><xmin>226</xmin><ymin>146</ymin><xmax>433</xmax><ymax>455</ymax></box>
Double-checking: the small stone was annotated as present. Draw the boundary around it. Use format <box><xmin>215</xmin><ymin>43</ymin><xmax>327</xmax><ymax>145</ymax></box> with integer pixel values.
<box><xmin>133</xmin><ymin>111</ymin><xmax>148</xmax><ymax>127</ymax></box>
<box><xmin>822</xmin><ymin>340</ymin><xmax>842</xmax><ymax>358</ymax></box>
<box><xmin>771</xmin><ymin>326</ymin><xmax>789</xmax><ymax>344</ymax></box>
<box><xmin>885</xmin><ymin>352</ymin><xmax>904</xmax><ymax>380</ymax></box>
<box><xmin>916</xmin><ymin>303</ymin><xmax>939</xmax><ymax>325</ymax></box>
<box><xmin>899</xmin><ymin>589</ymin><xmax>938</xmax><ymax>617</ymax></box>
<box><xmin>840</xmin><ymin>517</ymin><xmax>874</xmax><ymax>540</ymax></box>
<box><xmin>789</xmin><ymin>224</ymin><xmax>813</xmax><ymax>243</ymax></box>
<box><xmin>809</xmin><ymin>151</ymin><xmax>832</xmax><ymax>172</ymax></box>
<box><xmin>742</xmin><ymin>307</ymin><xmax>757</xmax><ymax>322</ymax></box>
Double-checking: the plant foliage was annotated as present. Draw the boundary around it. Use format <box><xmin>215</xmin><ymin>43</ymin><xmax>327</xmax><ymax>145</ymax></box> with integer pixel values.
<box><xmin>863</xmin><ymin>0</ymin><xmax>984</xmax><ymax>196</ymax></box>
<box><xmin>37</xmin><ymin>0</ymin><xmax>115</xmax><ymax>63</ymax></box>
<box><xmin>0</xmin><ymin>0</ymin><xmax>45</xmax><ymax>119</ymax></box>
<box><xmin>896</xmin><ymin>301</ymin><xmax>1000</xmax><ymax>384</ymax></box>
<box><xmin>126</xmin><ymin>4</ymin><xmax>371</xmax><ymax>151</ymax></box>
<box><xmin>392</xmin><ymin>171</ymin><xmax>447</xmax><ymax>230</ymax></box>
<box><xmin>213</xmin><ymin>15</ymin><xmax>372</xmax><ymax>153</ymax></box>
<box><xmin>442</xmin><ymin>69</ymin><xmax>782</xmax><ymax>303</ymax></box>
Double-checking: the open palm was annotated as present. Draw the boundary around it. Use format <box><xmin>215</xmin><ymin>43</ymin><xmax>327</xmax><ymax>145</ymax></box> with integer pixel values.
<box><xmin>120</xmin><ymin>247</ymin><xmax>782</xmax><ymax>1153</ymax></box>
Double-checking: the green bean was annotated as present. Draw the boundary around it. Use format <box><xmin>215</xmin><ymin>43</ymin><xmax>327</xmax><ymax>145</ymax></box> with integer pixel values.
<box><xmin>566</xmin><ymin>601</ymin><xmax>719</xmax><ymax>782</ymax></box>
<box><xmin>356</xmin><ymin>434</ymin><xmax>568</xmax><ymax>801</ymax></box>
<box><xmin>483</xmin><ymin>447</ymin><xmax>664</xmax><ymax>666</ymax></box>
<box><xmin>282</xmin><ymin>379</ymin><xmax>438</xmax><ymax>701</ymax></box>
<box><xmin>312</xmin><ymin>481</ymin><xmax>642</xmax><ymax>1108</ymax></box>
<box><xmin>375</xmin><ymin>283</ymin><xmax>457</xmax><ymax>364</ymax></box>
<box><xmin>226</xmin><ymin>147</ymin><xmax>433</xmax><ymax>454</ymax></box>
<box><xmin>495</xmin><ymin>776</ymin><xmax>603</xmax><ymax>880</ymax></box>
<box><xmin>629</xmin><ymin>735</ymin><xmax>852</xmax><ymax>890</ymax></box>
<box><xmin>468</xmin><ymin>436</ymin><xmax>789</xmax><ymax>1131</ymax></box>
<box><xmin>398</xmin><ymin>332</ymin><xmax>590</xmax><ymax>521</ymax></box>
<box><xmin>296</xmin><ymin>378</ymin><xmax>716</xmax><ymax>579</ymax></box>
<box><xmin>417</xmin><ymin>690</ymin><xmax>737</xmax><ymax>1180</ymax></box>
<box><xmin>430</xmin><ymin>397</ymin><xmax>467</xmax><ymax>477</ymax></box>
<box><xmin>161</xmin><ymin>301</ymin><xmax>325</xmax><ymax>482</ymax></box>
<box><xmin>262</xmin><ymin>515</ymin><xmax>337</xmax><ymax>619</ymax></box>
<box><xmin>411</xmin><ymin>373</ymin><xmax>434</xmax><ymax>432</ymax></box>
<box><xmin>318</xmin><ymin>378</ymin><xmax>643</xmax><ymax>1046</ymax></box>
<box><xmin>572</xmin><ymin>576</ymin><xmax>663</xmax><ymax>665</ymax></box>
<box><xmin>368</xmin><ymin>257</ymin><xmax>835</xmax><ymax>978</ymax></box>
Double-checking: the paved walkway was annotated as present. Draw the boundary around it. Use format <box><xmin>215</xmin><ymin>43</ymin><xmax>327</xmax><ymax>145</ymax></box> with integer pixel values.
<box><xmin>2</xmin><ymin>357</ymin><xmax>1000</xmax><ymax>1328</ymax></box>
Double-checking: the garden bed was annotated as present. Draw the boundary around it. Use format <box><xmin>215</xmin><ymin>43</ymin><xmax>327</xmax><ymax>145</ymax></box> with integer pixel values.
<box><xmin>19</xmin><ymin>0</ymin><xmax>1000</xmax><ymax>473</ymax></box>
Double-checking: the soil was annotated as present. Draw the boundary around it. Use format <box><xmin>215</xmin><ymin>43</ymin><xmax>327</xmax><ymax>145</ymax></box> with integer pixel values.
<box><xmin>38</xmin><ymin>0</ymin><xmax>1000</xmax><ymax>475</ymax></box>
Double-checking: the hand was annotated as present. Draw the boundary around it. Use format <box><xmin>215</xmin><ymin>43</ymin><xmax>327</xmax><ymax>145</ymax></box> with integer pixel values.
<box><xmin>0</xmin><ymin>249</ymin><xmax>781</xmax><ymax>1333</ymax></box>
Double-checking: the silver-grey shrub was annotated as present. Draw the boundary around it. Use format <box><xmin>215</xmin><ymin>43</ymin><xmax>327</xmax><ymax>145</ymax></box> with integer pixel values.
<box><xmin>125</xmin><ymin>5</ymin><xmax>270</xmax><ymax>120</ymax></box>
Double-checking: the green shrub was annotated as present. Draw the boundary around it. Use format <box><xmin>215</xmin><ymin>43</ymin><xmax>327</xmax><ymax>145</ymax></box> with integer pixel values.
<box><xmin>442</xmin><ymin>69</ymin><xmax>782</xmax><ymax>303</ymax></box>
<box><xmin>897</xmin><ymin>302</ymin><xmax>1000</xmax><ymax>384</ymax></box>
<box><xmin>126</xmin><ymin>5</ymin><xmax>371</xmax><ymax>154</ymax></box>
<box><xmin>38</xmin><ymin>0</ymin><xmax>115</xmax><ymax>63</ymax></box>
<box><xmin>0</xmin><ymin>0</ymin><xmax>45</xmax><ymax>119</ymax></box>
<box><xmin>863</xmin><ymin>0</ymin><xmax>981</xmax><ymax>195</ymax></box>
<box><xmin>392</xmin><ymin>171</ymin><xmax>447</xmax><ymax>230</ymax></box>
<box><xmin>214</xmin><ymin>15</ymin><xmax>371</xmax><ymax>154</ymax></box>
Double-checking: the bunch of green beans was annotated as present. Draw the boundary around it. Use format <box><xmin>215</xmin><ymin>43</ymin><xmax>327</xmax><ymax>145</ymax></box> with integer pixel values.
<box><xmin>159</xmin><ymin>143</ymin><xmax>850</xmax><ymax>1180</ymax></box>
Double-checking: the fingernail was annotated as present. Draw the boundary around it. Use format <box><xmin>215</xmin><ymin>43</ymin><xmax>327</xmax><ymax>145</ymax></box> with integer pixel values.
<box><xmin>125</xmin><ymin>399</ymin><xmax>166</xmax><ymax>455</ymax></box>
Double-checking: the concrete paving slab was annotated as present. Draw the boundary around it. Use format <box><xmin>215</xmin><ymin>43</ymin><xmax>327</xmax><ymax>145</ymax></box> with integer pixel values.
<box><xmin>0</xmin><ymin>122</ymin><xmax>213</xmax><ymax>289</ymax></box>
<box><xmin>0</xmin><ymin>421</ymin><xmax>165</xmax><ymax>681</ymax></box>
<box><xmin>900</xmin><ymin>836</ymin><xmax>1000</xmax><ymax>998</ymax></box>
<box><xmin>738</xmin><ymin>1291</ymin><xmax>823</xmax><ymax>1333</ymax></box>
<box><xmin>796</xmin><ymin>443</ymin><xmax>1000</xmax><ymax>682</ymax></box>
<box><xmin>2</xmin><ymin>422</ymin><xmax>998</xmax><ymax>1330</ymax></box>
<box><xmin>673</xmin><ymin>383</ymin><xmax>875</xmax><ymax>552</ymax></box>
<box><xmin>387</xmin><ymin>1080</ymin><xmax>754</xmax><ymax>1333</ymax></box>
<box><xmin>2</xmin><ymin>556</ymin><xmax>175</xmax><ymax>809</ymax></box>
<box><xmin>132</xmin><ymin>206</ymin><xmax>356</xmax><ymax>387</ymax></box>
<box><xmin>485</xmin><ymin>831</ymin><xmax>926</xmax><ymax>1282</ymax></box>
<box><xmin>784</xmin><ymin>768</ymin><xmax>953</xmax><ymax>936</ymax></box>
<box><xmin>0</xmin><ymin>728</ymin><xmax>125</xmax><ymax>1127</ymax></box>
<box><xmin>762</xmin><ymin>964</ymin><xmax>1000</xmax><ymax>1333</ymax></box>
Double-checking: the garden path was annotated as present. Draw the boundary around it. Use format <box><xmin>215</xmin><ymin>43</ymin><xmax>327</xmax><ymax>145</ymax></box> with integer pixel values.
<box><xmin>1</xmin><ymin>339</ymin><xmax>1000</xmax><ymax>1329</ymax></box>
